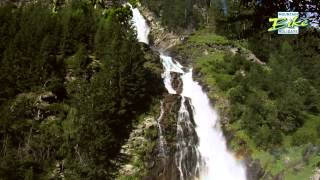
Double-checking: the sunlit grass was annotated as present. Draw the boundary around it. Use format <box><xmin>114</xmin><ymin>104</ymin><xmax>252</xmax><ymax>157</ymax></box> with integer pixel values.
<box><xmin>175</xmin><ymin>27</ymin><xmax>320</xmax><ymax>179</ymax></box>
<box><xmin>189</xmin><ymin>29</ymin><xmax>230</xmax><ymax>45</ymax></box>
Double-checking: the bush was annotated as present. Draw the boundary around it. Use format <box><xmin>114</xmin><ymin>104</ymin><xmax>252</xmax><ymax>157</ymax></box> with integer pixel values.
<box><xmin>291</xmin><ymin>130</ymin><xmax>317</xmax><ymax>146</ymax></box>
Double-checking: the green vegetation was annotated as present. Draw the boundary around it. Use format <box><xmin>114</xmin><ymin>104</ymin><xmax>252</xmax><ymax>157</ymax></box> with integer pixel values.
<box><xmin>115</xmin><ymin>101</ymin><xmax>160</xmax><ymax>179</ymax></box>
<box><xmin>251</xmin><ymin>145</ymin><xmax>320</xmax><ymax>179</ymax></box>
<box><xmin>1</xmin><ymin>0</ymin><xmax>319</xmax><ymax>179</ymax></box>
<box><xmin>140</xmin><ymin>0</ymin><xmax>205</xmax><ymax>31</ymax></box>
<box><xmin>179</xmin><ymin>29</ymin><xmax>320</xmax><ymax>178</ymax></box>
<box><xmin>189</xmin><ymin>30</ymin><xmax>230</xmax><ymax>45</ymax></box>
<box><xmin>192</xmin><ymin>33</ymin><xmax>320</xmax><ymax>173</ymax></box>
<box><xmin>167</xmin><ymin>0</ymin><xmax>320</xmax><ymax>177</ymax></box>
<box><xmin>0</xmin><ymin>1</ymin><xmax>163</xmax><ymax>179</ymax></box>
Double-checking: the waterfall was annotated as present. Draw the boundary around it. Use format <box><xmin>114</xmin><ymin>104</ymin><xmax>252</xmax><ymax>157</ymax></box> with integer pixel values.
<box><xmin>221</xmin><ymin>0</ymin><xmax>228</xmax><ymax>15</ymax></box>
<box><xmin>130</xmin><ymin>4</ymin><xmax>246</xmax><ymax>180</ymax></box>
<box><xmin>156</xmin><ymin>101</ymin><xmax>167</xmax><ymax>157</ymax></box>
<box><xmin>129</xmin><ymin>4</ymin><xmax>150</xmax><ymax>44</ymax></box>
<box><xmin>176</xmin><ymin>96</ymin><xmax>202</xmax><ymax>180</ymax></box>
<box><xmin>160</xmin><ymin>54</ymin><xmax>184</xmax><ymax>94</ymax></box>
<box><xmin>181</xmin><ymin>70</ymin><xmax>246</xmax><ymax>180</ymax></box>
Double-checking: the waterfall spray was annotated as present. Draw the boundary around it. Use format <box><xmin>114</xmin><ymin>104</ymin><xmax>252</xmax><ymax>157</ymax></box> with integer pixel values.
<box><xmin>221</xmin><ymin>0</ymin><xmax>228</xmax><ymax>15</ymax></box>
<box><xmin>130</xmin><ymin>4</ymin><xmax>247</xmax><ymax>180</ymax></box>
<box><xmin>156</xmin><ymin>101</ymin><xmax>167</xmax><ymax>157</ymax></box>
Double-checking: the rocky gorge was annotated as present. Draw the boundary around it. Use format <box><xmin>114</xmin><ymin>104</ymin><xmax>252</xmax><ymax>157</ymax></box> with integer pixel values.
<box><xmin>117</xmin><ymin>3</ymin><xmax>320</xmax><ymax>180</ymax></box>
<box><xmin>117</xmin><ymin>3</ymin><xmax>247</xmax><ymax>180</ymax></box>
<box><xmin>1</xmin><ymin>1</ymin><xmax>318</xmax><ymax>179</ymax></box>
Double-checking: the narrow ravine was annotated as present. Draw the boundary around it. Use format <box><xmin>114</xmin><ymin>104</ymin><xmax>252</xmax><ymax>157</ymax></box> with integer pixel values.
<box><xmin>130</xmin><ymin>4</ymin><xmax>247</xmax><ymax>180</ymax></box>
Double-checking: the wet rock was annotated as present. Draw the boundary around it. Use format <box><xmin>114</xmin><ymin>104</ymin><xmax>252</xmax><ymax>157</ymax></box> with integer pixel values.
<box><xmin>161</xmin><ymin>94</ymin><xmax>181</xmax><ymax>142</ymax></box>
<box><xmin>144</xmin><ymin>157</ymin><xmax>180</xmax><ymax>180</ymax></box>
<box><xmin>184</xmin><ymin>97</ymin><xmax>195</xmax><ymax>126</ymax></box>
<box><xmin>141</xmin><ymin>43</ymin><xmax>163</xmax><ymax>75</ymax></box>
<box><xmin>170</xmin><ymin>72</ymin><xmax>183</xmax><ymax>94</ymax></box>
<box><xmin>138</xmin><ymin>6</ymin><xmax>182</xmax><ymax>50</ymax></box>
<box><xmin>246</xmin><ymin>157</ymin><xmax>265</xmax><ymax>180</ymax></box>
<box><xmin>144</xmin><ymin>94</ymin><xmax>182</xmax><ymax>180</ymax></box>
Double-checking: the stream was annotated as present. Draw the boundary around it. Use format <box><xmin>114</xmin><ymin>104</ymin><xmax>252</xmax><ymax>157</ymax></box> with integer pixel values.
<box><xmin>130</xmin><ymin>4</ymin><xmax>247</xmax><ymax>180</ymax></box>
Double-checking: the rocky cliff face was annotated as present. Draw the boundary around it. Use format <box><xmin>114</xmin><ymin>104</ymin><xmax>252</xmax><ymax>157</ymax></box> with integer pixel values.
<box><xmin>144</xmin><ymin>76</ymin><xmax>199</xmax><ymax>180</ymax></box>
<box><xmin>135</xmin><ymin>5</ymin><xmax>265</xmax><ymax>180</ymax></box>
<box><xmin>116</xmin><ymin>70</ymin><xmax>191</xmax><ymax>179</ymax></box>
<box><xmin>116</xmin><ymin>87</ymin><xmax>186</xmax><ymax>180</ymax></box>
<box><xmin>311</xmin><ymin>168</ymin><xmax>320</xmax><ymax>180</ymax></box>
<box><xmin>137</xmin><ymin>6</ymin><xmax>182</xmax><ymax>51</ymax></box>
<box><xmin>144</xmin><ymin>94</ymin><xmax>182</xmax><ymax>180</ymax></box>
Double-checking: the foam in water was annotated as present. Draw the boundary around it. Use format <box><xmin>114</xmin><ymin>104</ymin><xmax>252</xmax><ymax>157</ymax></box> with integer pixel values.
<box><xmin>160</xmin><ymin>54</ymin><xmax>184</xmax><ymax>94</ymax></box>
<box><xmin>181</xmin><ymin>70</ymin><xmax>246</xmax><ymax>180</ymax></box>
<box><xmin>176</xmin><ymin>96</ymin><xmax>202</xmax><ymax>180</ymax></box>
<box><xmin>130</xmin><ymin>4</ymin><xmax>247</xmax><ymax>180</ymax></box>
<box><xmin>156</xmin><ymin>101</ymin><xmax>167</xmax><ymax>156</ymax></box>
<box><xmin>129</xmin><ymin>4</ymin><xmax>150</xmax><ymax>44</ymax></box>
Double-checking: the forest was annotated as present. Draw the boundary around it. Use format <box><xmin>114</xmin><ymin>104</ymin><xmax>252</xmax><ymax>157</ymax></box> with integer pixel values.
<box><xmin>0</xmin><ymin>1</ymin><xmax>162</xmax><ymax>179</ymax></box>
<box><xmin>142</xmin><ymin>0</ymin><xmax>320</xmax><ymax>147</ymax></box>
<box><xmin>144</xmin><ymin>0</ymin><xmax>319</xmax><ymax>177</ymax></box>
<box><xmin>0</xmin><ymin>0</ymin><xmax>319</xmax><ymax>179</ymax></box>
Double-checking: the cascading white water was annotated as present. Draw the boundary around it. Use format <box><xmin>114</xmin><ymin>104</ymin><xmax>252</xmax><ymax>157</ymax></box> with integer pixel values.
<box><xmin>160</xmin><ymin>54</ymin><xmax>184</xmax><ymax>94</ymax></box>
<box><xmin>130</xmin><ymin>4</ymin><xmax>246</xmax><ymax>180</ymax></box>
<box><xmin>156</xmin><ymin>101</ymin><xmax>167</xmax><ymax>156</ymax></box>
<box><xmin>176</xmin><ymin>96</ymin><xmax>201</xmax><ymax>180</ymax></box>
<box><xmin>130</xmin><ymin>4</ymin><xmax>150</xmax><ymax>44</ymax></box>
<box><xmin>181</xmin><ymin>70</ymin><xmax>246</xmax><ymax>180</ymax></box>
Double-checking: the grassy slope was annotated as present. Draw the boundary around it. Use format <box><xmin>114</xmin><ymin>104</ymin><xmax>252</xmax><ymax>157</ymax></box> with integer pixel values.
<box><xmin>174</xmin><ymin>29</ymin><xmax>320</xmax><ymax>179</ymax></box>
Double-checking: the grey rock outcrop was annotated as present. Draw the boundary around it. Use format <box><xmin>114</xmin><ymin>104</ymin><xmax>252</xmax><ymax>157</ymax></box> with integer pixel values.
<box><xmin>311</xmin><ymin>168</ymin><xmax>320</xmax><ymax>180</ymax></box>
<box><xmin>137</xmin><ymin>6</ymin><xmax>182</xmax><ymax>50</ymax></box>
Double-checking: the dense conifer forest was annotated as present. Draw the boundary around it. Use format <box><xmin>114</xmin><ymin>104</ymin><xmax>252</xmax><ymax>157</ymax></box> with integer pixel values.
<box><xmin>142</xmin><ymin>0</ymin><xmax>319</xmax><ymax>177</ymax></box>
<box><xmin>0</xmin><ymin>1</ymin><xmax>162</xmax><ymax>178</ymax></box>
<box><xmin>0</xmin><ymin>0</ymin><xmax>319</xmax><ymax>179</ymax></box>
<box><xmin>142</xmin><ymin>0</ymin><xmax>320</xmax><ymax>147</ymax></box>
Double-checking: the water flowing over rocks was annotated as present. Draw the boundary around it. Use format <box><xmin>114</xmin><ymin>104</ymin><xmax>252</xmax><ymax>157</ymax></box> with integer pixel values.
<box><xmin>171</xmin><ymin>72</ymin><xmax>184</xmax><ymax>94</ymax></box>
<box><xmin>137</xmin><ymin>6</ymin><xmax>182</xmax><ymax>50</ymax></box>
<box><xmin>128</xmin><ymin>4</ymin><xmax>247</xmax><ymax>180</ymax></box>
<box><xmin>245</xmin><ymin>158</ymin><xmax>265</xmax><ymax>180</ymax></box>
<box><xmin>145</xmin><ymin>94</ymin><xmax>182</xmax><ymax>180</ymax></box>
<box><xmin>144</xmin><ymin>94</ymin><xmax>199</xmax><ymax>180</ymax></box>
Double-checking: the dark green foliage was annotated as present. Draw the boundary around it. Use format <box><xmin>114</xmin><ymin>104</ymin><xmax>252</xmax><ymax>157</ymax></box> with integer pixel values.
<box><xmin>0</xmin><ymin>1</ymin><xmax>162</xmax><ymax>179</ymax></box>
<box><xmin>0</xmin><ymin>4</ymin><xmax>66</xmax><ymax>103</ymax></box>
<box><xmin>185</xmin><ymin>0</ymin><xmax>320</xmax><ymax>149</ymax></box>
<box><xmin>196</xmin><ymin>35</ymin><xmax>320</xmax><ymax>149</ymax></box>
<box><xmin>222</xmin><ymin>40</ymin><xmax>320</xmax><ymax>148</ymax></box>
<box><xmin>141</xmin><ymin>0</ymin><xmax>204</xmax><ymax>31</ymax></box>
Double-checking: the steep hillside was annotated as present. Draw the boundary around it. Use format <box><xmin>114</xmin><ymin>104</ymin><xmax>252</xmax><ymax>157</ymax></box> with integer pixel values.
<box><xmin>0</xmin><ymin>1</ymin><xmax>164</xmax><ymax>179</ymax></box>
<box><xmin>139</xmin><ymin>0</ymin><xmax>320</xmax><ymax>179</ymax></box>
